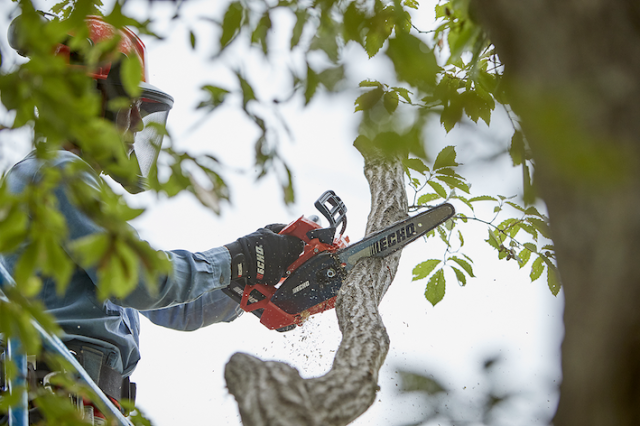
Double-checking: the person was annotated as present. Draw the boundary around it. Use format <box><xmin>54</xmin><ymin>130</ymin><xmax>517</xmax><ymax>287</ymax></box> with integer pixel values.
<box><xmin>1</xmin><ymin>14</ymin><xmax>303</xmax><ymax>423</ymax></box>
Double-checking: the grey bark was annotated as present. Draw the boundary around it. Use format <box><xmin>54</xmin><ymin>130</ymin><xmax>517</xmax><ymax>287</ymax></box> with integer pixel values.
<box><xmin>224</xmin><ymin>152</ymin><xmax>408</xmax><ymax>426</ymax></box>
<box><xmin>473</xmin><ymin>1</ymin><xmax>640</xmax><ymax>425</ymax></box>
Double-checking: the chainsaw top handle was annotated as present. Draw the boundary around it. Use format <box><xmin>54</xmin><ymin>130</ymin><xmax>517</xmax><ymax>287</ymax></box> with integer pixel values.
<box><xmin>277</xmin><ymin>190</ymin><xmax>349</xmax><ymax>276</ymax></box>
<box><xmin>279</xmin><ymin>190</ymin><xmax>347</xmax><ymax>245</ymax></box>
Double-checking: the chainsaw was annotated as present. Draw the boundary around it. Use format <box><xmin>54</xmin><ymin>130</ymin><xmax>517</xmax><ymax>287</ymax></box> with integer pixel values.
<box><xmin>222</xmin><ymin>191</ymin><xmax>455</xmax><ymax>332</ymax></box>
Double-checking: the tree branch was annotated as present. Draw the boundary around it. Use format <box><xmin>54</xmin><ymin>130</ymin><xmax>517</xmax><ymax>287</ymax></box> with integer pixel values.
<box><xmin>224</xmin><ymin>151</ymin><xmax>408</xmax><ymax>426</ymax></box>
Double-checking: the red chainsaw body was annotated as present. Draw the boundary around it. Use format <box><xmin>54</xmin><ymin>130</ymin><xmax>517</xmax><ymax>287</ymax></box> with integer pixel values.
<box><xmin>237</xmin><ymin>215</ymin><xmax>349</xmax><ymax>330</ymax></box>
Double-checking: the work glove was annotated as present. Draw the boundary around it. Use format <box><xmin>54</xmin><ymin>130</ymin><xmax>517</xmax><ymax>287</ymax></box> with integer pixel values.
<box><xmin>225</xmin><ymin>224</ymin><xmax>304</xmax><ymax>286</ymax></box>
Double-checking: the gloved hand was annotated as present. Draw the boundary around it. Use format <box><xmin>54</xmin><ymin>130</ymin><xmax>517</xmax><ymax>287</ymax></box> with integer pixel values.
<box><xmin>225</xmin><ymin>224</ymin><xmax>304</xmax><ymax>286</ymax></box>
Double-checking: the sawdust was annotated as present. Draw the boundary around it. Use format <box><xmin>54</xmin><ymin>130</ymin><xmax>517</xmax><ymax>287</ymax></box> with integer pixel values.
<box><xmin>262</xmin><ymin>314</ymin><xmax>341</xmax><ymax>378</ymax></box>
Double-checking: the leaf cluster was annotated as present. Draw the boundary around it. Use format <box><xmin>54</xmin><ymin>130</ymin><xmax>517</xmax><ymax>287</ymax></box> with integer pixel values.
<box><xmin>406</xmin><ymin>146</ymin><xmax>558</xmax><ymax>306</ymax></box>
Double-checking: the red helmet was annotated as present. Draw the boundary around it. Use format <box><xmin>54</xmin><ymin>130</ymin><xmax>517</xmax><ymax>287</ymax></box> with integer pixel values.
<box><xmin>54</xmin><ymin>16</ymin><xmax>148</xmax><ymax>83</ymax></box>
<box><xmin>9</xmin><ymin>14</ymin><xmax>173</xmax><ymax>192</ymax></box>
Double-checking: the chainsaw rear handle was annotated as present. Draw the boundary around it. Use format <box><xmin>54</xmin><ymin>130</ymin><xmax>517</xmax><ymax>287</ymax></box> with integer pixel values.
<box><xmin>224</xmin><ymin>190</ymin><xmax>349</xmax><ymax>331</ymax></box>
<box><xmin>278</xmin><ymin>216</ymin><xmax>322</xmax><ymax>244</ymax></box>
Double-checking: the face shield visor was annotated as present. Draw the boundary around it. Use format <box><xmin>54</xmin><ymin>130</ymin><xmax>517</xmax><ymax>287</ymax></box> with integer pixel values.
<box><xmin>134</xmin><ymin>81</ymin><xmax>173</xmax><ymax>181</ymax></box>
<box><xmin>101</xmin><ymin>77</ymin><xmax>174</xmax><ymax>193</ymax></box>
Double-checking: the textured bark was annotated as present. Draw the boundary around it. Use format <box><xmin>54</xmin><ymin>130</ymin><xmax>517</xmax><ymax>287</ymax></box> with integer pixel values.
<box><xmin>224</xmin><ymin>152</ymin><xmax>408</xmax><ymax>426</ymax></box>
<box><xmin>473</xmin><ymin>1</ymin><xmax>640</xmax><ymax>425</ymax></box>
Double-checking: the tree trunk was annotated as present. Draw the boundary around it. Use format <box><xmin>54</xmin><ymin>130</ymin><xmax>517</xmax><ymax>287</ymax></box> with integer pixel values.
<box><xmin>224</xmin><ymin>152</ymin><xmax>408</xmax><ymax>426</ymax></box>
<box><xmin>473</xmin><ymin>1</ymin><xmax>640</xmax><ymax>424</ymax></box>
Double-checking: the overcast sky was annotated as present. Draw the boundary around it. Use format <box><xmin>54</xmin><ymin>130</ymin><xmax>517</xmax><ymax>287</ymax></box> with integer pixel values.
<box><xmin>0</xmin><ymin>1</ymin><xmax>564</xmax><ymax>425</ymax></box>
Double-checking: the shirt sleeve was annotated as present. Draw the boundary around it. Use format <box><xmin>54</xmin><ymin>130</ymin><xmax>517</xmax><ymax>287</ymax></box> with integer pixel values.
<box><xmin>36</xmin><ymin>152</ymin><xmax>241</xmax><ymax>322</ymax></box>
<box><xmin>139</xmin><ymin>286</ymin><xmax>243</xmax><ymax>331</ymax></box>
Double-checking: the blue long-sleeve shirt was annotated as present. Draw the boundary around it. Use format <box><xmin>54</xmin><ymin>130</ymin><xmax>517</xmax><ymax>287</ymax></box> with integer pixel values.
<box><xmin>0</xmin><ymin>150</ymin><xmax>243</xmax><ymax>376</ymax></box>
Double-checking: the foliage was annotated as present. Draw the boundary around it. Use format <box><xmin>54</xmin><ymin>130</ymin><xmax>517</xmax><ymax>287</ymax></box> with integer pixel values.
<box><xmin>405</xmin><ymin>145</ymin><xmax>557</xmax><ymax>306</ymax></box>
<box><xmin>0</xmin><ymin>0</ymin><xmax>557</xmax><ymax>423</ymax></box>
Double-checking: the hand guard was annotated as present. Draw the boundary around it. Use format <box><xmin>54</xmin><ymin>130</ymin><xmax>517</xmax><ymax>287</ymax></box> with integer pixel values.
<box><xmin>225</xmin><ymin>225</ymin><xmax>303</xmax><ymax>286</ymax></box>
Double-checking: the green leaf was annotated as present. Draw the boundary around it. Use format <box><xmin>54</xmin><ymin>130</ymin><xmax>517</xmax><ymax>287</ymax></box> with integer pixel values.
<box><xmin>189</xmin><ymin>30</ymin><xmax>196</xmax><ymax>50</ymax></box>
<box><xmin>425</xmin><ymin>269</ymin><xmax>446</xmax><ymax>306</ymax></box>
<box><xmin>440</xmin><ymin>94</ymin><xmax>463</xmax><ymax>132</ymax></box>
<box><xmin>291</xmin><ymin>9</ymin><xmax>308</xmax><ymax>49</ymax></box>
<box><xmin>69</xmin><ymin>233</ymin><xmax>110</xmax><ymax>268</ymax></box>
<box><xmin>547</xmin><ymin>265</ymin><xmax>561</xmax><ymax>296</ymax></box>
<box><xmin>518</xmin><ymin>247</ymin><xmax>532</xmax><ymax>268</ymax></box>
<box><xmin>343</xmin><ymin>2</ymin><xmax>366</xmax><ymax>45</ymax></box>
<box><xmin>305</xmin><ymin>65</ymin><xmax>319</xmax><ymax>104</ymax></box>
<box><xmin>0</xmin><ymin>206</ymin><xmax>29</xmax><ymax>252</ymax></box>
<box><xmin>528</xmin><ymin>217</ymin><xmax>551</xmax><ymax>239</ymax></box>
<box><xmin>383</xmin><ymin>91</ymin><xmax>399</xmax><ymax>114</ymax></box>
<box><xmin>403</xmin><ymin>158</ymin><xmax>429</xmax><ymax>175</ymax></box>
<box><xmin>518</xmin><ymin>222</ymin><xmax>538</xmax><ymax>239</ymax></box>
<box><xmin>14</xmin><ymin>242</ymin><xmax>40</xmax><ymax>288</ymax></box>
<box><xmin>386</xmin><ymin>32</ymin><xmax>439</xmax><ymax>92</ymax></box>
<box><xmin>434</xmin><ymin>4</ymin><xmax>448</xmax><ymax>19</ymax></box>
<box><xmin>399</xmin><ymin>371</ymin><xmax>446</xmax><ymax>394</ymax></box>
<box><xmin>114</xmin><ymin>239</ymin><xmax>139</xmax><ymax>298</ymax></box>
<box><xmin>21</xmin><ymin>276</ymin><xmax>42</xmax><ymax>298</ymax></box>
<box><xmin>354</xmin><ymin>87</ymin><xmax>383</xmax><ymax>111</ymax></box>
<box><xmin>486</xmin><ymin>229</ymin><xmax>501</xmax><ymax>250</ymax></box>
<box><xmin>404</xmin><ymin>0</ymin><xmax>420</xmax><ymax>10</ymax></box>
<box><xmin>220</xmin><ymin>2</ymin><xmax>244</xmax><ymax>50</ymax></box>
<box><xmin>437</xmin><ymin>225</ymin><xmax>450</xmax><ymax>246</ymax></box>
<box><xmin>509</xmin><ymin>131</ymin><xmax>525</xmax><ymax>166</ymax></box>
<box><xmin>525</xmin><ymin>206</ymin><xmax>546</xmax><ymax>218</ymax></box>
<box><xmin>198</xmin><ymin>85</ymin><xmax>230</xmax><ymax>111</ymax></box>
<box><xmin>445</xmin><ymin>218</ymin><xmax>455</xmax><ymax>231</ymax></box>
<box><xmin>412</xmin><ymin>259</ymin><xmax>441</xmax><ymax>281</ymax></box>
<box><xmin>447</xmin><ymin>19</ymin><xmax>482</xmax><ymax>65</ymax></box>
<box><xmin>43</xmin><ymin>236</ymin><xmax>73</xmax><ymax>294</ymax></box>
<box><xmin>451</xmin><ymin>266</ymin><xmax>466</xmax><ymax>286</ymax></box>
<box><xmin>282</xmin><ymin>164</ymin><xmax>295</xmax><ymax>205</ymax></box>
<box><xmin>523</xmin><ymin>242</ymin><xmax>537</xmax><ymax>252</ymax></box>
<box><xmin>433</xmin><ymin>146</ymin><xmax>459</xmax><ymax>170</ymax></box>
<box><xmin>364</xmin><ymin>6</ymin><xmax>394</xmax><ymax>58</ymax></box>
<box><xmin>469</xmin><ymin>195</ymin><xmax>497</xmax><ymax>203</ymax></box>
<box><xmin>455</xmin><ymin>195</ymin><xmax>474</xmax><ymax>211</ymax></box>
<box><xmin>317</xmin><ymin>65</ymin><xmax>345</xmax><ymax>91</ymax></box>
<box><xmin>353</xmin><ymin>134</ymin><xmax>372</xmax><ymax>156</ymax></box>
<box><xmin>505</xmin><ymin>201</ymin><xmax>526</xmax><ymax>212</ymax></box>
<box><xmin>359</xmin><ymin>80</ymin><xmax>383</xmax><ymax>88</ymax></box>
<box><xmin>309</xmin><ymin>31</ymin><xmax>339</xmax><ymax>63</ymax></box>
<box><xmin>427</xmin><ymin>180</ymin><xmax>447</xmax><ymax>198</ymax></box>
<box><xmin>530</xmin><ymin>256</ymin><xmax>545</xmax><ymax>282</ymax></box>
<box><xmin>251</xmin><ymin>12</ymin><xmax>272</xmax><ymax>55</ymax></box>
<box><xmin>437</xmin><ymin>175</ymin><xmax>470</xmax><ymax>193</ymax></box>
<box><xmin>435</xmin><ymin>167</ymin><xmax>463</xmax><ymax>178</ymax></box>
<box><xmin>497</xmin><ymin>218</ymin><xmax>519</xmax><ymax>238</ymax></box>
<box><xmin>121</xmin><ymin>54</ymin><xmax>142</xmax><ymax>98</ymax></box>
<box><xmin>236</xmin><ymin>72</ymin><xmax>256</xmax><ymax>110</ymax></box>
<box><xmin>450</xmin><ymin>256</ymin><xmax>475</xmax><ymax>277</ymax></box>
<box><xmin>461</xmin><ymin>89</ymin><xmax>493</xmax><ymax>125</ymax></box>
<box><xmin>392</xmin><ymin>86</ymin><xmax>412</xmax><ymax>103</ymax></box>
<box><xmin>418</xmin><ymin>193</ymin><xmax>441</xmax><ymax>204</ymax></box>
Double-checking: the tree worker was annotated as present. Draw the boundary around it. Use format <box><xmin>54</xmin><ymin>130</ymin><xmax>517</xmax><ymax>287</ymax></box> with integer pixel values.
<box><xmin>1</xmin><ymin>14</ymin><xmax>303</xmax><ymax>424</ymax></box>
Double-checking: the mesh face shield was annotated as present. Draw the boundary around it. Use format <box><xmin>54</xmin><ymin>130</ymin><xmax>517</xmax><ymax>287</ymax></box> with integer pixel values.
<box><xmin>134</xmin><ymin>82</ymin><xmax>173</xmax><ymax>180</ymax></box>
<box><xmin>100</xmin><ymin>77</ymin><xmax>174</xmax><ymax>193</ymax></box>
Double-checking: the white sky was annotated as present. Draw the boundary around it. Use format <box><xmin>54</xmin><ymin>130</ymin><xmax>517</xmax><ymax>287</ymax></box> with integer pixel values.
<box><xmin>0</xmin><ymin>1</ymin><xmax>563</xmax><ymax>425</ymax></box>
